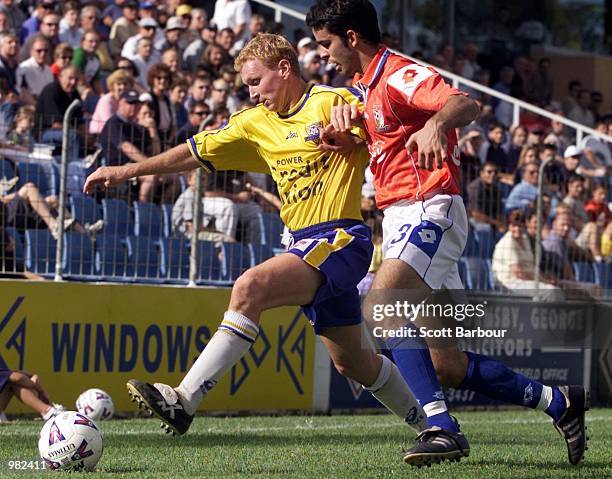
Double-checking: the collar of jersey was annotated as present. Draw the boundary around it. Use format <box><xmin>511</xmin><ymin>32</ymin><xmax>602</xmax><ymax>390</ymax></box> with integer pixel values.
<box><xmin>353</xmin><ymin>46</ymin><xmax>390</xmax><ymax>90</ymax></box>
<box><xmin>277</xmin><ymin>82</ymin><xmax>315</xmax><ymax>119</ymax></box>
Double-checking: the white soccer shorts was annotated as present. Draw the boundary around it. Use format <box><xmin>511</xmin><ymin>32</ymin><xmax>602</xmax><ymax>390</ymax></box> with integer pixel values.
<box><xmin>382</xmin><ymin>194</ymin><xmax>468</xmax><ymax>290</ymax></box>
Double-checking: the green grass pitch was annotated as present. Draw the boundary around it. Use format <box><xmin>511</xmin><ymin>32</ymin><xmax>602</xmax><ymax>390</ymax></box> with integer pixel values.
<box><xmin>0</xmin><ymin>409</ymin><xmax>610</xmax><ymax>478</ymax></box>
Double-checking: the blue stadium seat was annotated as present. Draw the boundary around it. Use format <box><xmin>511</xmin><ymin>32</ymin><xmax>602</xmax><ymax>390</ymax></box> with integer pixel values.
<box><xmin>248</xmin><ymin>243</ymin><xmax>274</xmax><ymax>266</ymax></box>
<box><xmin>474</xmin><ymin>228</ymin><xmax>497</xmax><ymax>258</ymax></box>
<box><xmin>4</xmin><ymin>227</ymin><xmax>25</xmax><ymax>267</ymax></box>
<box><xmin>17</xmin><ymin>162</ymin><xmax>49</xmax><ymax>196</ymax></box>
<box><xmin>461</xmin><ymin>257</ymin><xmax>494</xmax><ymax>291</ymax></box>
<box><xmin>160</xmin><ymin>237</ymin><xmax>191</xmax><ymax>281</ymax></box>
<box><xmin>127</xmin><ymin>235</ymin><xmax>161</xmax><ymax>280</ymax></box>
<box><xmin>573</xmin><ymin>262</ymin><xmax>595</xmax><ymax>283</ymax></box>
<box><xmin>95</xmin><ymin>234</ymin><xmax>129</xmax><ymax>279</ymax></box>
<box><xmin>64</xmin><ymin>232</ymin><xmax>95</xmax><ymax>278</ymax></box>
<box><xmin>102</xmin><ymin>198</ymin><xmax>132</xmax><ymax>236</ymax></box>
<box><xmin>133</xmin><ymin>201</ymin><xmax>162</xmax><ymax>238</ymax></box>
<box><xmin>196</xmin><ymin>240</ymin><xmax>222</xmax><ymax>283</ymax></box>
<box><xmin>25</xmin><ymin>229</ymin><xmax>56</xmax><ymax>276</ymax></box>
<box><xmin>66</xmin><ymin>161</ymin><xmax>88</xmax><ymax>196</ymax></box>
<box><xmin>261</xmin><ymin>211</ymin><xmax>284</xmax><ymax>248</ymax></box>
<box><xmin>70</xmin><ymin>194</ymin><xmax>102</xmax><ymax>226</ymax></box>
<box><xmin>221</xmin><ymin>242</ymin><xmax>251</xmax><ymax>281</ymax></box>
<box><xmin>594</xmin><ymin>262</ymin><xmax>612</xmax><ymax>289</ymax></box>
<box><xmin>0</xmin><ymin>158</ymin><xmax>16</xmax><ymax>179</ymax></box>
<box><xmin>161</xmin><ymin>203</ymin><xmax>173</xmax><ymax>238</ymax></box>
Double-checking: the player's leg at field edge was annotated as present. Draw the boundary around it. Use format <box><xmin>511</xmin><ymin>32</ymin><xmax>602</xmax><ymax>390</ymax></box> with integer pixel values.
<box><xmin>365</xmin><ymin>259</ymin><xmax>460</xmax><ymax>432</ymax></box>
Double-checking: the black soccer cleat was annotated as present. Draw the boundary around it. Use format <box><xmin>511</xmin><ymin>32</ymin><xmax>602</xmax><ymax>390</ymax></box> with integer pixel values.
<box><xmin>126</xmin><ymin>379</ymin><xmax>193</xmax><ymax>436</ymax></box>
<box><xmin>402</xmin><ymin>426</ymin><xmax>470</xmax><ymax>467</ymax></box>
<box><xmin>553</xmin><ymin>385</ymin><xmax>590</xmax><ymax>465</ymax></box>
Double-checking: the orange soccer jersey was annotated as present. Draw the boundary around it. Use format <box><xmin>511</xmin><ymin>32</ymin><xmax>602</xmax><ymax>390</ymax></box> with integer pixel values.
<box><xmin>354</xmin><ymin>47</ymin><xmax>466</xmax><ymax>209</ymax></box>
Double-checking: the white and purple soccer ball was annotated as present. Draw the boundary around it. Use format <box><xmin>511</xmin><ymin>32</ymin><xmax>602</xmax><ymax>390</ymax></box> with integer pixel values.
<box><xmin>38</xmin><ymin>411</ymin><xmax>104</xmax><ymax>471</ymax></box>
<box><xmin>76</xmin><ymin>388</ymin><xmax>114</xmax><ymax>421</ymax></box>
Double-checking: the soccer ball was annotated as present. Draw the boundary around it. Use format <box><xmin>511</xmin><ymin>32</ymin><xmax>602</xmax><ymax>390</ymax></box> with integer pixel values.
<box><xmin>38</xmin><ymin>411</ymin><xmax>104</xmax><ymax>471</ymax></box>
<box><xmin>76</xmin><ymin>388</ymin><xmax>114</xmax><ymax>421</ymax></box>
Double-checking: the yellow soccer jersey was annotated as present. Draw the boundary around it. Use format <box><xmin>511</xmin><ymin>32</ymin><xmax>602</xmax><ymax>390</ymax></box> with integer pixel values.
<box><xmin>186</xmin><ymin>83</ymin><xmax>368</xmax><ymax>231</ymax></box>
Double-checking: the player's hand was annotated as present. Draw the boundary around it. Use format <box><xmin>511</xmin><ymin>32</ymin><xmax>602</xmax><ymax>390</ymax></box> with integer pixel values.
<box><xmin>83</xmin><ymin>166</ymin><xmax>131</xmax><ymax>194</ymax></box>
<box><xmin>318</xmin><ymin>124</ymin><xmax>364</xmax><ymax>154</ymax></box>
<box><xmin>330</xmin><ymin>104</ymin><xmax>364</xmax><ymax>133</ymax></box>
<box><xmin>406</xmin><ymin>119</ymin><xmax>448</xmax><ymax>171</ymax></box>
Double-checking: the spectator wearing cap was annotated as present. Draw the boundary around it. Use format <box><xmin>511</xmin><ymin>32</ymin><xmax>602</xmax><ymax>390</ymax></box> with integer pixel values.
<box><xmin>0</xmin><ymin>33</ymin><xmax>19</xmax><ymax>92</ymax></box>
<box><xmin>176</xmin><ymin>4</ymin><xmax>193</xmax><ymax>28</ymax></box>
<box><xmin>16</xmin><ymin>35</ymin><xmax>53</xmax><ymax>105</ymax></box>
<box><xmin>492</xmin><ymin>210</ymin><xmax>563</xmax><ymax>300</ymax></box>
<box><xmin>183</xmin><ymin>23</ymin><xmax>216</xmax><ymax>72</ymax></box>
<box><xmin>20</xmin><ymin>12</ymin><xmax>59</xmax><ymax>64</ymax></box>
<box><xmin>99</xmin><ymin>89</ymin><xmax>161</xmax><ymax>201</ymax></box>
<box><xmin>58</xmin><ymin>1</ymin><xmax>81</xmax><ymax>48</ymax></box>
<box><xmin>468</xmin><ymin>161</ymin><xmax>505</xmax><ymax>232</ymax></box>
<box><xmin>109</xmin><ymin>0</ymin><xmax>139</xmax><ymax>59</ymax></box>
<box><xmin>302</xmin><ymin>50</ymin><xmax>323</xmax><ymax>82</ymax></box>
<box><xmin>72</xmin><ymin>30</ymin><xmax>102</xmax><ymax>95</ymax></box>
<box><xmin>505</xmin><ymin>161</ymin><xmax>540</xmax><ymax>213</ymax></box>
<box><xmin>89</xmin><ymin>69</ymin><xmax>134</xmax><ymax>134</ymax></box>
<box><xmin>211</xmin><ymin>0</ymin><xmax>252</xmax><ymax>46</ymax></box>
<box><xmin>132</xmin><ymin>37</ymin><xmax>159</xmax><ymax>87</ymax></box>
<box><xmin>0</xmin><ymin>0</ymin><xmax>26</xmax><ymax>35</ymax></box>
<box><xmin>147</xmin><ymin>62</ymin><xmax>175</xmax><ymax>147</ymax></box>
<box><xmin>568</xmin><ymin>89</ymin><xmax>595</xmax><ymax>127</ymax></box>
<box><xmin>19</xmin><ymin>0</ymin><xmax>56</xmax><ymax>44</ymax></box>
<box><xmin>175</xmin><ymin>100</ymin><xmax>209</xmax><ymax>145</ymax></box>
<box><xmin>297</xmin><ymin>36</ymin><xmax>316</xmax><ymax>66</ymax></box>
<box><xmin>155</xmin><ymin>16</ymin><xmax>185</xmax><ymax>53</ymax></box>
<box><xmin>122</xmin><ymin>17</ymin><xmax>158</xmax><ymax>61</ymax></box>
<box><xmin>36</xmin><ymin>64</ymin><xmax>82</xmax><ymax>158</ymax></box>
<box><xmin>50</xmin><ymin>42</ymin><xmax>73</xmax><ymax>79</ymax></box>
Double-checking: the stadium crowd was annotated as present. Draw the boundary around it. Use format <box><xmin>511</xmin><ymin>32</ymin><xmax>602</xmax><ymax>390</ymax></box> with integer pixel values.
<box><xmin>0</xmin><ymin>0</ymin><xmax>610</xmax><ymax>291</ymax></box>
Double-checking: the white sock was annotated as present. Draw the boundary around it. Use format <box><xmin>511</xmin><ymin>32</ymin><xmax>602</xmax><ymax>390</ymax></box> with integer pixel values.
<box><xmin>363</xmin><ymin>355</ymin><xmax>427</xmax><ymax>431</ymax></box>
<box><xmin>42</xmin><ymin>406</ymin><xmax>58</xmax><ymax>420</ymax></box>
<box><xmin>175</xmin><ymin>311</ymin><xmax>259</xmax><ymax>415</ymax></box>
<box><xmin>536</xmin><ymin>385</ymin><xmax>553</xmax><ymax>411</ymax></box>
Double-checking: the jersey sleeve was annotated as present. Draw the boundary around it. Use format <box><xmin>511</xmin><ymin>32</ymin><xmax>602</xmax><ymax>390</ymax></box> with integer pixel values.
<box><xmin>186</xmin><ymin>112</ymin><xmax>270</xmax><ymax>174</ymax></box>
<box><xmin>386</xmin><ymin>63</ymin><xmax>466</xmax><ymax>113</ymax></box>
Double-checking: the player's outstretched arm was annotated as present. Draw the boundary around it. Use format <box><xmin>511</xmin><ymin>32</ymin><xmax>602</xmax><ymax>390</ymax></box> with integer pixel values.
<box><xmin>83</xmin><ymin>144</ymin><xmax>198</xmax><ymax>194</ymax></box>
<box><xmin>406</xmin><ymin>95</ymin><xmax>480</xmax><ymax>171</ymax></box>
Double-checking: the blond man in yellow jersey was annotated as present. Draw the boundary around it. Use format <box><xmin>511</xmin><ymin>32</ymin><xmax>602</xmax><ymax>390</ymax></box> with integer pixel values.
<box><xmin>84</xmin><ymin>34</ymin><xmax>425</xmax><ymax>441</ymax></box>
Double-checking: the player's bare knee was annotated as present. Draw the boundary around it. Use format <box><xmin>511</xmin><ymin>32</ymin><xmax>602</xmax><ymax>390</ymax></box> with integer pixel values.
<box><xmin>230</xmin><ymin>269</ymin><xmax>268</xmax><ymax>316</ymax></box>
<box><xmin>333</xmin><ymin>359</ymin><xmax>360</xmax><ymax>381</ymax></box>
<box><xmin>431</xmin><ymin>349</ymin><xmax>466</xmax><ymax>387</ymax></box>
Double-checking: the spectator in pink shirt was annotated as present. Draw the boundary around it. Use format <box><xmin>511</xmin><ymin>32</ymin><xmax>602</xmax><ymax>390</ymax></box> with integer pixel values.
<box><xmin>89</xmin><ymin>69</ymin><xmax>133</xmax><ymax>134</ymax></box>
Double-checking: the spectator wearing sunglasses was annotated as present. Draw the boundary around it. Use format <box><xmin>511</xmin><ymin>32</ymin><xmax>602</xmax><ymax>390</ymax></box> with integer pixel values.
<box><xmin>15</xmin><ymin>35</ymin><xmax>53</xmax><ymax>105</ymax></box>
<box><xmin>50</xmin><ymin>42</ymin><xmax>73</xmax><ymax>78</ymax></box>
<box><xmin>175</xmin><ymin>101</ymin><xmax>210</xmax><ymax>145</ymax></box>
<box><xmin>19</xmin><ymin>0</ymin><xmax>56</xmax><ymax>44</ymax></box>
<box><xmin>20</xmin><ymin>12</ymin><xmax>60</xmax><ymax>64</ymax></box>
<box><xmin>468</xmin><ymin>161</ymin><xmax>505</xmax><ymax>232</ymax></box>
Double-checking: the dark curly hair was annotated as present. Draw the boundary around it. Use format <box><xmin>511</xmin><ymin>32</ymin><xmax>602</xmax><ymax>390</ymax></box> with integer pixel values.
<box><xmin>306</xmin><ymin>0</ymin><xmax>380</xmax><ymax>45</ymax></box>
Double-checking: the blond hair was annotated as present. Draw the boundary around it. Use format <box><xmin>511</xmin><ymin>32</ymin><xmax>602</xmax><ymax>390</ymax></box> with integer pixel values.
<box><xmin>235</xmin><ymin>33</ymin><xmax>300</xmax><ymax>75</ymax></box>
<box><xmin>107</xmin><ymin>69</ymin><xmax>134</xmax><ymax>90</ymax></box>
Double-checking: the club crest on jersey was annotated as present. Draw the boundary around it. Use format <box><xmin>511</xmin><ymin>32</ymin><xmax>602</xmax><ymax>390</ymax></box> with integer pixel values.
<box><xmin>304</xmin><ymin>121</ymin><xmax>323</xmax><ymax>143</ymax></box>
<box><xmin>372</xmin><ymin>104</ymin><xmax>389</xmax><ymax>132</ymax></box>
